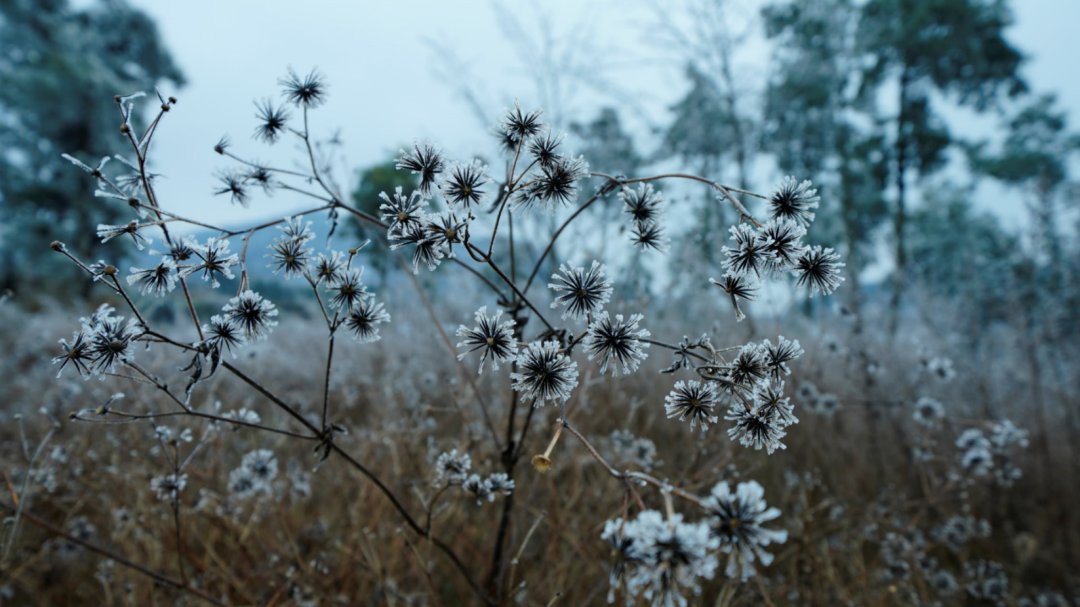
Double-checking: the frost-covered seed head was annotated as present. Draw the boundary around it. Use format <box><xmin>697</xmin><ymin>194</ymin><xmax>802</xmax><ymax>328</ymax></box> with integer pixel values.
<box><xmin>222</xmin><ymin>290</ymin><xmax>279</xmax><ymax>340</ymax></box>
<box><xmin>620</xmin><ymin>183</ymin><xmax>664</xmax><ymax>227</ymax></box>
<box><xmin>455</xmin><ymin>306</ymin><xmax>518</xmax><ymax>374</ymax></box>
<box><xmin>548</xmin><ymin>261</ymin><xmax>612</xmax><ymax>321</ymax></box>
<box><xmin>793</xmin><ymin>246</ymin><xmax>845</xmax><ymax>297</ymax></box>
<box><xmin>702</xmin><ymin>480</ymin><xmax>788</xmax><ymax>580</ymax></box>
<box><xmin>768</xmin><ymin>176</ymin><xmax>819</xmax><ymax>227</ymax></box>
<box><xmin>583</xmin><ymin>312</ymin><xmax>651</xmax><ymax>376</ymax></box>
<box><xmin>396</xmin><ymin>143</ymin><xmax>444</xmax><ymax>195</ymax></box>
<box><xmin>440</xmin><ymin>161</ymin><xmax>487</xmax><ymax>209</ymax></box>
<box><xmin>328</xmin><ymin>268</ymin><xmax>367</xmax><ymax>311</ymax></box>
<box><xmin>510</xmin><ymin>341</ymin><xmax>579</xmax><ymax>405</ymax></box>
<box><xmin>344</xmin><ymin>296</ymin><xmax>390</xmax><ymax>343</ymax></box>
<box><xmin>127</xmin><ymin>254</ymin><xmax>178</xmax><ymax>295</ymax></box>
<box><xmin>665</xmin><ymin>380</ymin><xmax>720</xmax><ymax>432</ymax></box>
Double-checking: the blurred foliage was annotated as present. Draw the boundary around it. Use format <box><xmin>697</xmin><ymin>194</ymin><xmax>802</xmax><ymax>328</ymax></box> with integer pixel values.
<box><xmin>0</xmin><ymin>0</ymin><xmax>184</xmax><ymax>302</ymax></box>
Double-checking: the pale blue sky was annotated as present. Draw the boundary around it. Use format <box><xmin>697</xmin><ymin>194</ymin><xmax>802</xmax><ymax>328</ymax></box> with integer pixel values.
<box><xmin>129</xmin><ymin>0</ymin><xmax>1080</xmax><ymax>229</ymax></box>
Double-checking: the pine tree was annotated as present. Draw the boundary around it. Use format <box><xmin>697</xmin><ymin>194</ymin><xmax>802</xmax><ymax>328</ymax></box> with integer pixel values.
<box><xmin>0</xmin><ymin>0</ymin><xmax>184</xmax><ymax>300</ymax></box>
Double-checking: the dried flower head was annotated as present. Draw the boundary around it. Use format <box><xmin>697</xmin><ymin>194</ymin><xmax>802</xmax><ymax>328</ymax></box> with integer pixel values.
<box><xmin>222</xmin><ymin>290</ymin><xmax>279</xmax><ymax>340</ymax></box>
<box><xmin>456</xmin><ymin>306</ymin><xmax>519</xmax><ymax>374</ymax></box>
<box><xmin>280</xmin><ymin>68</ymin><xmax>327</xmax><ymax>107</ymax></box>
<box><xmin>548</xmin><ymin>260</ymin><xmax>613</xmax><ymax>321</ymax></box>
<box><xmin>702</xmin><ymin>480</ymin><xmax>788</xmax><ymax>580</ymax></box>
<box><xmin>440</xmin><ymin>161</ymin><xmax>487</xmax><ymax>209</ymax></box>
<box><xmin>768</xmin><ymin>176</ymin><xmax>819</xmax><ymax>227</ymax></box>
<box><xmin>396</xmin><ymin>143</ymin><xmax>444</xmax><ymax>195</ymax></box>
<box><xmin>511</xmin><ymin>341</ymin><xmax>579</xmax><ymax>405</ymax></box>
<box><xmin>665</xmin><ymin>380</ymin><xmax>720</xmax><ymax>432</ymax></box>
<box><xmin>126</xmin><ymin>257</ymin><xmax>178</xmax><ymax>296</ymax></box>
<box><xmin>793</xmin><ymin>246</ymin><xmax>845</xmax><ymax>297</ymax></box>
<box><xmin>254</xmin><ymin>99</ymin><xmax>289</xmax><ymax>143</ymax></box>
<box><xmin>344</xmin><ymin>296</ymin><xmax>390</xmax><ymax>343</ymax></box>
<box><xmin>583</xmin><ymin>312</ymin><xmax>651</xmax><ymax>376</ymax></box>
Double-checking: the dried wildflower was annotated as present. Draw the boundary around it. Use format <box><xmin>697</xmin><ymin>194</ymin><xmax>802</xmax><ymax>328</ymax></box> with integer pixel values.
<box><xmin>214</xmin><ymin>171</ymin><xmax>249</xmax><ymax>206</ymax></box>
<box><xmin>761</xmin><ymin>336</ymin><xmax>803</xmax><ymax>381</ymax></box>
<box><xmin>528</xmin><ymin>130</ymin><xmax>563</xmax><ymax>167</ymax></box>
<box><xmin>756</xmin><ymin>381</ymin><xmax>798</xmax><ymax>426</ymax></box>
<box><xmin>933</xmin><ymin>515</ymin><xmax>991</xmax><ymax>551</ymax></box>
<box><xmin>422</xmin><ymin>211</ymin><xmax>466</xmax><ymax>253</ymax></box>
<box><xmin>728</xmin><ymin>344</ymin><xmax>769</xmax><ymax>387</ymax></box>
<box><xmin>511</xmin><ymin>341</ymin><xmax>579</xmax><ymax>405</ymax></box>
<box><xmin>661</xmin><ymin>334</ymin><xmax>711</xmax><ymax>374</ymax></box>
<box><xmin>328</xmin><ymin>267</ymin><xmax>367</xmax><ymax>310</ymax></box>
<box><xmin>462</xmin><ymin>474</ymin><xmax>493</xmax><ymax>504</ymax></box>
<box><xmin>203</xmin><ymin>315</ymin><xmax>245</xmax><ymax>357</ymax></box>
<box><xmin>607</xmin><ymin>429</ymin><xmax>659</xmax><ymax>471</ymax></box>
<box><xmin>517</xmin><ymin>155</ymin><xmax>588</xmax><ymax>208</ymax></box>
<box><xmin>768</xmin><ymin>176</ymin><xmax>819</xmax><ymax>227</ymax></box>
<box><xmin>280</xmin><ymin>68</ymin><xmax>327</xmax><ymax>107</ymax></box>
<box><xmin>396</xmin><ymin>143</ymin><xmax>444</xmax><ymax>195</ymax></box>
<box><xmin>343</xmin><ymin>296</ymin><xmax>390</xmax><ymax>343</ymax></box>
<box><xmin>793</xmin><ymin>246</ymin><xmax>845</xmax><ymax>297</ymax></box>
<box><xmin>724</xmin><ymin>223</ymin><xmax>766</xmax><ymax>277</ymax></box>
<box><xmin>241</xmin><ymin>449</ymin><xmax>279</xmax><ymax>485</ymax></box>
<box><xmin>53</xmin><ymin>331</ymin><xmax>93</xmax><ymax>378</ymax></box>
<box><xmin>222</xmin><ymin>290</ymin><xmax>279</xmax><ymax>340</ymax></box>
<box><xmin>254</xmin><ymin>99</ymin><xmax>289</xmax><ymax>143</ymax></box>
<box><xmin>188</xmin><ymin>237</ymin><xmax>238</xmax><ymax>288</ymax></box>
<box><xmin>440</xmin><ymin>161</ymin><xmax>487</xmax><ymax>209</ymax></box>
<box><xmin>126</xmin><ymin>257</ymin><xmax>178</xmax><ymax>296</ymax></box>
<box><xmin>150</xmin><ymin>473</ymin><xmax>187</xmax><ymax>502</ymax></box>
<box><xmin>456</xmin><ymin>306</ymin><xmax>518</xmax><ymax>374</ymax></box>
<box><xmin>726</xmin><ymin>403</ymin><xmax>788</xmax><ymax>454</ymax></box>
<box><xmin>665</xmin><ymin>380</ymin><xmax>720</xmax><ymax>432</ymax></box>
<box><xmin>583</xmin><ymin>312</ymin><xmax>651</xmax><ymax>376</ymax></box>
<box><xmin>989</xmin><ymin>419</ymin><xmax>1029</xmax><ymax>450</ymax></box>
<box><xmin>548</xmin><ymin>260</ymin><xmax>612</xmax><ymax>321</ymax></box>
<box><xmin>757</xmin><ymin>218</ymin><xmax>806</xmax><ymax>271</ymax></box>
<box><xmin>390</xmin><ymin>222</ymin><xmax>446</xmax><ymax>273</ymax></box>
<box><xmin>929</xmin><ymin>570</ymin><xmax>959</xmax><ymax>595</ymax></box>
<box><xmin>268</xmin><ymin>238</ymin><xmax>311</xmax><ymax>278</ymax></box>
<box><xmin>620</xmin><ymin>183</ymin><xmax>664</xmax><ymax>227</ymax></box>
<box><xmin>85</xmin><ymin>308</ymin><xmax>142</xmax><ymax>374</ymax></box>
<box><xmin>166</xmin><ymin>236</ymin><xmax>198</xmax><ymax>262</ymax></box>
<box><xmin>312</xmin><ymin>251</ymin><xmax>346</xmax><ymax>285</ymax></box>
<box><xmin>278</xmin><ymin>216</ymin><xmax>315</xmax><ymax>243</ymax></box>
<box><xmin>913</xmin><ymin>397</ymin><xmax>945</xmax><ymax>427</ymax></box>
<box><xmin>434</xmin><ymin>449</ymin><xmax>472</xmax><ymax>486</ymax></box>
<box><xmin>601</xmin><ymin>510</ymin><xmax>718</xmax><ymax>607</ymax></box>
<box><xmin>630</xmin><ymin>220</ymin><xmax>668</xmax><ymax>251</ymax></box>
<box><xmin>227</xmin><ymin>466</ymin><xmax>260</xmax><ymax>499</ymax></box>
<box><xmin>97</xmin><ymin>221</ymin><xmax>151</xmax><ymax>250</ymax></box>
<box><xmin>501</xmin><ymin>103</ymin><xmax>544</xmax><ymax>143</ymax></box>
<box><xmin>485</xmin><ymin>472</ymin><xmax>514</xmax><ymax>497</ymax></box>
<box><xmin>379</xmin><ymin>187</ymin><xmax>426</xmax><ymax>234</ymax></box>
<box><xmin>925</xmin><ymin>356</ymin><xmax>956</xmax><ymax>381</ymax></box>
<box><xmin>964</xmin><ymin>560</ymin><xmax>1008</xmax><ymax>602</ymax></box>
<box><xmin>703</xmin><ymin>480</ymin><xmax>788</xmax><ymax>580</ymax></box>
<box><xmin>711</xmin><ymin>274</ymin><xmax>757</xmax><ymax>322</ymax></box>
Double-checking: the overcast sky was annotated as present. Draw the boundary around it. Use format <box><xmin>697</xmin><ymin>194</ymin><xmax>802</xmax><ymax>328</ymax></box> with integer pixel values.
<box><xmin>128</xmin><ymin>0</ymin><xmax>1080</xmax><ymax>229</ymax></box>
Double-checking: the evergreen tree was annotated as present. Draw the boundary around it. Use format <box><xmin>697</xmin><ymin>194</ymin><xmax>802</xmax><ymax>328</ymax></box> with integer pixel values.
<box><xmin>856</xmin><ymin>0</ymin><xmax>1027</xmax><ymax>333</ymax></box>
<box><xmin>0</xmin><ymin>0</ymin><xmax>184</xmax><ymax>301</ymax></box>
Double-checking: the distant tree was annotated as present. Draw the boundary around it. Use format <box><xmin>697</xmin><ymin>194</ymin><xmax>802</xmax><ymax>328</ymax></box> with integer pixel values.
<box><xmin>0</xmin><ymin>0</ymin><xmax>184</xmax><ymax>300</ymax></box>
<box><xmin>968</xmin><ymin>93</ymin><xmax>1080</xmax><ymax>338</ymax></box>
<box><xmin>856</xmin><ymin>0</ymin><xmax>1027</xmax><ymax>333</ymax></box>
<box><xmin>762</xmin><ymin>0</ymin><xmax>890</xmax><ymax>326</ymax></box>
